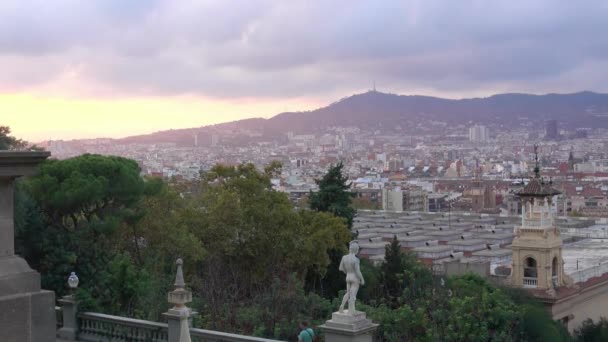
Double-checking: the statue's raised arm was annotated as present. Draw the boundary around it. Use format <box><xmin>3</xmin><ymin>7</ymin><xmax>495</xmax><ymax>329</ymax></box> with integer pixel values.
<box><xmin>338</xmin><ymin>241</ymin><xmax>365</xmax><ymax>315</ymax></box>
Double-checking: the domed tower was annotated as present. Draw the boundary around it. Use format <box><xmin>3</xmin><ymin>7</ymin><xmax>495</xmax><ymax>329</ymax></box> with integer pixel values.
<box><xmin>511</xmin><ymin>146</ymin><xmax>564</xmax><ymax>289</ymax></box>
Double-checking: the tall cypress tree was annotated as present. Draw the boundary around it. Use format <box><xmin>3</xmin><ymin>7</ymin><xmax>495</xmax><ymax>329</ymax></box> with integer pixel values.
<box><xmin>309</xmin><ymin>162</ymin><xmax>355</xmax><ymax>229</ymax></box>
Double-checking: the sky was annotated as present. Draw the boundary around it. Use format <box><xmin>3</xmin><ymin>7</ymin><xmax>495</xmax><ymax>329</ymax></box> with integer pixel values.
<box><xmin>2</xmin><ymin>0</ymin><xmax>608</xmax><ymax>141</ymax></box>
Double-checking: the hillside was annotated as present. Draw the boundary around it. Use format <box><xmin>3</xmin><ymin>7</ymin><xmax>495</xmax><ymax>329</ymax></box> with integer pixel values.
<box><xmin>118</xmin><ymin>91</ymin><xmax>608</xmax><ymax>145</ymax></box>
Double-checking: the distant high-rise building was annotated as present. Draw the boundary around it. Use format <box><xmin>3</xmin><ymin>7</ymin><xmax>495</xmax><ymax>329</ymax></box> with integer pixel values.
<box><xmin>211</xmin><ymin>134</ymin><xmax>219</xmax><ymax>147</ymax></box>
<box><xmin>545</xmin><ymin>120</ymin><xmax>559</xmax><ymax>140</ymax></box>
<box><xmin>468</xmin><ymin>124</ymin><xmax>489</xmax><ymax>142</ymax></box>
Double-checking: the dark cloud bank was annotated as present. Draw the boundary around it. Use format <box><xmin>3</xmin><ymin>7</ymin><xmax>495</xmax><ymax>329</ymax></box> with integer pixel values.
<box><xmin>1</xmin><ymin>0</ymin><xmax>608</xmax><ymax>98</ymax></box>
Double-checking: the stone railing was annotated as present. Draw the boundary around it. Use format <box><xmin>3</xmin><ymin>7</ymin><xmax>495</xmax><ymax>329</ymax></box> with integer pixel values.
<box><xmin>190</xmin><ymin>328</ymin><xmax>281</xmax><ymax>342</ymax></box>
<box><xmin>70</xmin><ymin>312</ymin><xmax>282</xmax><ymax>342</ymax></box>
<box><xmin>78</xmin><ymin>312</ymin><xmax>168</xmax><ymax>342</ymax></box>
<box><xmin>568</xmin><ymin>262</ymin><xmax>608</xmax><ymax>284</ymax></box>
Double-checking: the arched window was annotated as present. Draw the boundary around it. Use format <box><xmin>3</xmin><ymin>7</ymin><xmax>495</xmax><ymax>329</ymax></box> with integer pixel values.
<box><xmin>524</xmin><ymin>257</ymin><xmax>537</xmax><ymax>278</ymax></box>
<box><xmin>552</xmin><ymin>257</ymin><xmax>558</xmax><ymax>277</ymax></box>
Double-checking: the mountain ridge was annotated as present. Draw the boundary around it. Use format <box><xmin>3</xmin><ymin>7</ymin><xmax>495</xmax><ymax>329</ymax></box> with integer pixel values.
<box><xmin>117</xmin><ymin>90</ymin><xmax>608</xmax><ymax>145</ymax></box>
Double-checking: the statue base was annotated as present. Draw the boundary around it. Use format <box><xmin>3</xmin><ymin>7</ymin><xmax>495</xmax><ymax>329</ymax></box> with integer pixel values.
<box><xmin>320</xmin><ymin>311</ymin><xmax>378</xmax><ymax>342</ymax></box>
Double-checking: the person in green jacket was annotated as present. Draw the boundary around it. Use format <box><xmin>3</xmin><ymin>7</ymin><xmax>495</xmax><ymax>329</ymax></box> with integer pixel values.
<box><xmin>298</xmin><ymin>321</ymin><xmax>315</xmax><ymax>342</ymax></box>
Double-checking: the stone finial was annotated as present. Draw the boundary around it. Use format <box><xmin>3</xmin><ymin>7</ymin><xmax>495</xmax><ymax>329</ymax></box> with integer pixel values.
<box><xmin>165</xmin><ymin>258</ymin><xmax>193</xmax><ymax>342</ymax></box>
<box><xmin>174</xmin><ymin>258</ymin><xmax>185</xmax><ymax>289</ymax></box>
<box><xmin>168</xmin><ymin>258</ymin><xmax>191</xmax><ymax>309</ymax></box>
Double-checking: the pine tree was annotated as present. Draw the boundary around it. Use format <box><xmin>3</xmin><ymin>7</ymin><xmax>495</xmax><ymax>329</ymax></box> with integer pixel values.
<box><xmin>309</xmin><ymin>162</ymin><xmax>355</xmax><ymax>228</ymax></box>
<box><xmin>307</xmin><ymin>162</ymin><xmax>355</xmax><ymax>297</ymax></box>
<box><xmin>382</xmin><ymin>236</ymin><xmax>404</xmax><ymax>303</ymax></box>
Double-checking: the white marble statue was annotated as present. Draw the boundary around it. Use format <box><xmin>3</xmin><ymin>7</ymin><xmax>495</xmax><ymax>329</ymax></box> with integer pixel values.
<box><xmin>338</xmin><ymin>241</ymin><xmax>365</xmax><ymax>315</ymax></box>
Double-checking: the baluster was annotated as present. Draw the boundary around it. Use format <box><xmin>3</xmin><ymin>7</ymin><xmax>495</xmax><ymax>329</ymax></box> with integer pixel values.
<box><xmin>144</xmin><ymin>327</ymin><xmax>151</xmax><ymax>342</ymax></box>
<box><xmin>110</xmin><ymin>321</ymin><xmax>116</xmax><ymax>339</ymax></box>
<box><xmin>133</xmin><ymin>326</ymin><xmax>140</xmax><ymax>342</ymax></box>
<box><xmin>120</xmin><ymin>325</ymin><xmax>127</xmax><ymax>342</ymax></box>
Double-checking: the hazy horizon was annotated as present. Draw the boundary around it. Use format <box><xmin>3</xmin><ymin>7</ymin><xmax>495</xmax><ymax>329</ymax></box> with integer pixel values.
<box><xmin>3</xmin><ymin>1</ymin><xmax>608</xmax><ymax>141</ymax></box>
<box><xmin>8</xmin><ymin>88</ymin><xmax>608</xmax><ymax>142</ymax></box>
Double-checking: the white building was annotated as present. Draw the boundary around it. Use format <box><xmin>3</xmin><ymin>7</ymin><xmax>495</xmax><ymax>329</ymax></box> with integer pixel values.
<box><xmin>469</xmin><ymin>125</ymin><xmax>490</xmax><ymax>142</ymax></box>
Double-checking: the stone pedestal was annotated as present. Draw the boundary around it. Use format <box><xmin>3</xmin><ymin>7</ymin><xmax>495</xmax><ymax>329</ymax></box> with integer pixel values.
<box><xmin>0</xmin><ymin>151</ymin><xmax>54</xmax><ymax>342</ymax></box>
<box><xmin>164</xmin><ymin>307</ymin><xmax>192</xmax><ymax>342</ymax></box>
<box><xmin>163</xmin><ymin>259</ymin><xmax>193</xmax><ymax>342</ymax></box>
<box><xmin>57</xmin><ymin>296</ymin><xmax>78</xmax><ymax>341</ymax></box>
<box><xmin>321</xmin><ymin>311</ymin><xmax>378</xmax><ymax>342</ymax></box>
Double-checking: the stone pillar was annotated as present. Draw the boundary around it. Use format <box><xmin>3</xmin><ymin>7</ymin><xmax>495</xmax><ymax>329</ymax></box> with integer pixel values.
<box><xmin>321</xmin><ymin>311</ymin><xmax>378</xmax><ymax>342</ymax></box>
<box><xmin>57</xmin><ymin>296</ymin><xmax>78</xmax><ymax>341</ymax></box>
<box><xmin>164</xmin><ymin>259</ymin><xmax>192</xmax><ymax>342</ymax></box>
<box><xmin>0</xmin><ymin>151</ymin><xmax>55</xmax><ymax>342</ymax></box>
<box><xmin>0</xmin><ymin>177</ymin><xmax>14</xmax><ymax>257</ymax></box>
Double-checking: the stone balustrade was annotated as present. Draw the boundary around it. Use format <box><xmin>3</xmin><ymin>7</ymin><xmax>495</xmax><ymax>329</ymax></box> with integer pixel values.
<box><xmin>190</xmin><ymin>328</ymin><xmax>281</xmax><ymax>342</ymax></box>
<box><xmin>68</xmin><ymin>311</ymin><xmax>282</xmax><ymax>342</ymax></box>
<box><xmin>78</xmin><ymin>312</ymin><xmax>168</xmax><ymax>342</ymax></box>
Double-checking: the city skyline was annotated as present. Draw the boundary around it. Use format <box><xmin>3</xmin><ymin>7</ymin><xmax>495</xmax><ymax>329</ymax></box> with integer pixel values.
<box><xmin>3</xmin><ymin>1</ymin><xmax>608</xmax><ymax>140</ymax></box>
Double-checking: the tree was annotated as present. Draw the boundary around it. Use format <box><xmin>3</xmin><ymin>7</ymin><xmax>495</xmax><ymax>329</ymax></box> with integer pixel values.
<box><xmin>188</xmin><ymin>163</ymin><xmax>351</xmax><ymax>335</ymax></box>
<box><xmin>308</xmin><ymin>162</ymin><xmax>356</xmax><ymax>298</ymax></box>
<box><xmin>15</xmin><ymin>154</ymin><xmax>169</xmax><ymax>318</ymax></box>
<box><xmin>309</xmin><ymin>162</ymin><xmax>355</xmax><ymax>229</ymax></box>
<box><xmin>382</xmin><ymin>236</ymin><xmax>404</xmax><ymax>302</ymax></box>
<box><xmin>574</xmin><ymin>317</ymin><xmax>608</xmax><ymax>342</ymax></box>
<box><xmin>0</xmin><ymin>126</ymin><xmax>25</xmax><ymax>150</ymax></box>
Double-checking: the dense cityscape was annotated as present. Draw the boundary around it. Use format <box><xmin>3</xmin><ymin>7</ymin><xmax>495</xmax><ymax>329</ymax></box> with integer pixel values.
<box><xmin>44</xmin><ymin>91</ymin><xmax>608</xmax><ymax>220</ymax></box>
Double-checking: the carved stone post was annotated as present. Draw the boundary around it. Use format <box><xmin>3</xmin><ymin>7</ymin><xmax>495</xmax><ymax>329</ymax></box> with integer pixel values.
<box><xmin>57</xmin><ymin>296</ymin><xmax>78</xmax><ymax>340</ymax></box>
<box><xmin>164</xmin><ymin>259</ymin><xmax>192</xmax><ymax>342</ymax></box>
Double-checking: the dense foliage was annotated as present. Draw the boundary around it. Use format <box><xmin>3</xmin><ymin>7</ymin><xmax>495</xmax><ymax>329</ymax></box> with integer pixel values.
<box><xmin>0</xmin><ymin>126</ymin><xmax>25</xmax><ymax>150</ymax></box>
<box><xmin>573</xmin><ymin>318</ymin><xmax>608</xmax><ymax>342</ymax></box>
<box><xmin>15</xmin><ymin>154</ymin><xmax>176</xmax><ymax>318</ymax></box>
<box><xmin>15</xmin><ymin>155</ymin><xmax>351</xmax><ymax>339</ymax></box>
<box><xmin>309</xmin><ymin>162</ymin><xmax>355</xmax><ymax>229</ymax></box>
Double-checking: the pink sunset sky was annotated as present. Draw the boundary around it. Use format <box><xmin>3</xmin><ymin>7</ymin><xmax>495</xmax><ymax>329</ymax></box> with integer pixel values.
<box><xmin>2</xmin><ymin>1</ymin><xmax>608</xmax><ymax>141</ymax></box>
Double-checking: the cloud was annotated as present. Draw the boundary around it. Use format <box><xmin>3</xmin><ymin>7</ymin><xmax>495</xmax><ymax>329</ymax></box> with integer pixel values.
<box><xmin>1</xmin><ymin>0</ymin><xmax>608</xmax><ymax>100</ymax></box>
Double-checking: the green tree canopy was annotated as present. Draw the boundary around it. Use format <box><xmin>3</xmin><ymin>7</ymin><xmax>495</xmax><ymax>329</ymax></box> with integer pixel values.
<box><xmin>15</xmin><ymin>154</ymin><xmax>178</xmax><ymax>318</ymax></box>
<box><xmin>187</xmin><ymin>163</ymin><xmax>351</xmax><ymax>335</ymax></box>
<box><xmin>309</xmin><ymin>162</ymin><xmax>355</xmax><ymax>229</ymax></box>
<box><xmin>574</xmin><ymin>317</ymin><xmax>608</xmax><ymax>342</ymax></box>
<box><xmin>0</xmin><ymin>126</ymin><xmax>25</xmax><ymax>150</ymax></box>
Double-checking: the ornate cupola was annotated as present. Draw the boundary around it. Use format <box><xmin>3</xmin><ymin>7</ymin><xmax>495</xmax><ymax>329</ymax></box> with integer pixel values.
<box><xmin>511</xmin><ymin>146</ymin><xmax>564</xmax><ymax>290</ymax></box>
